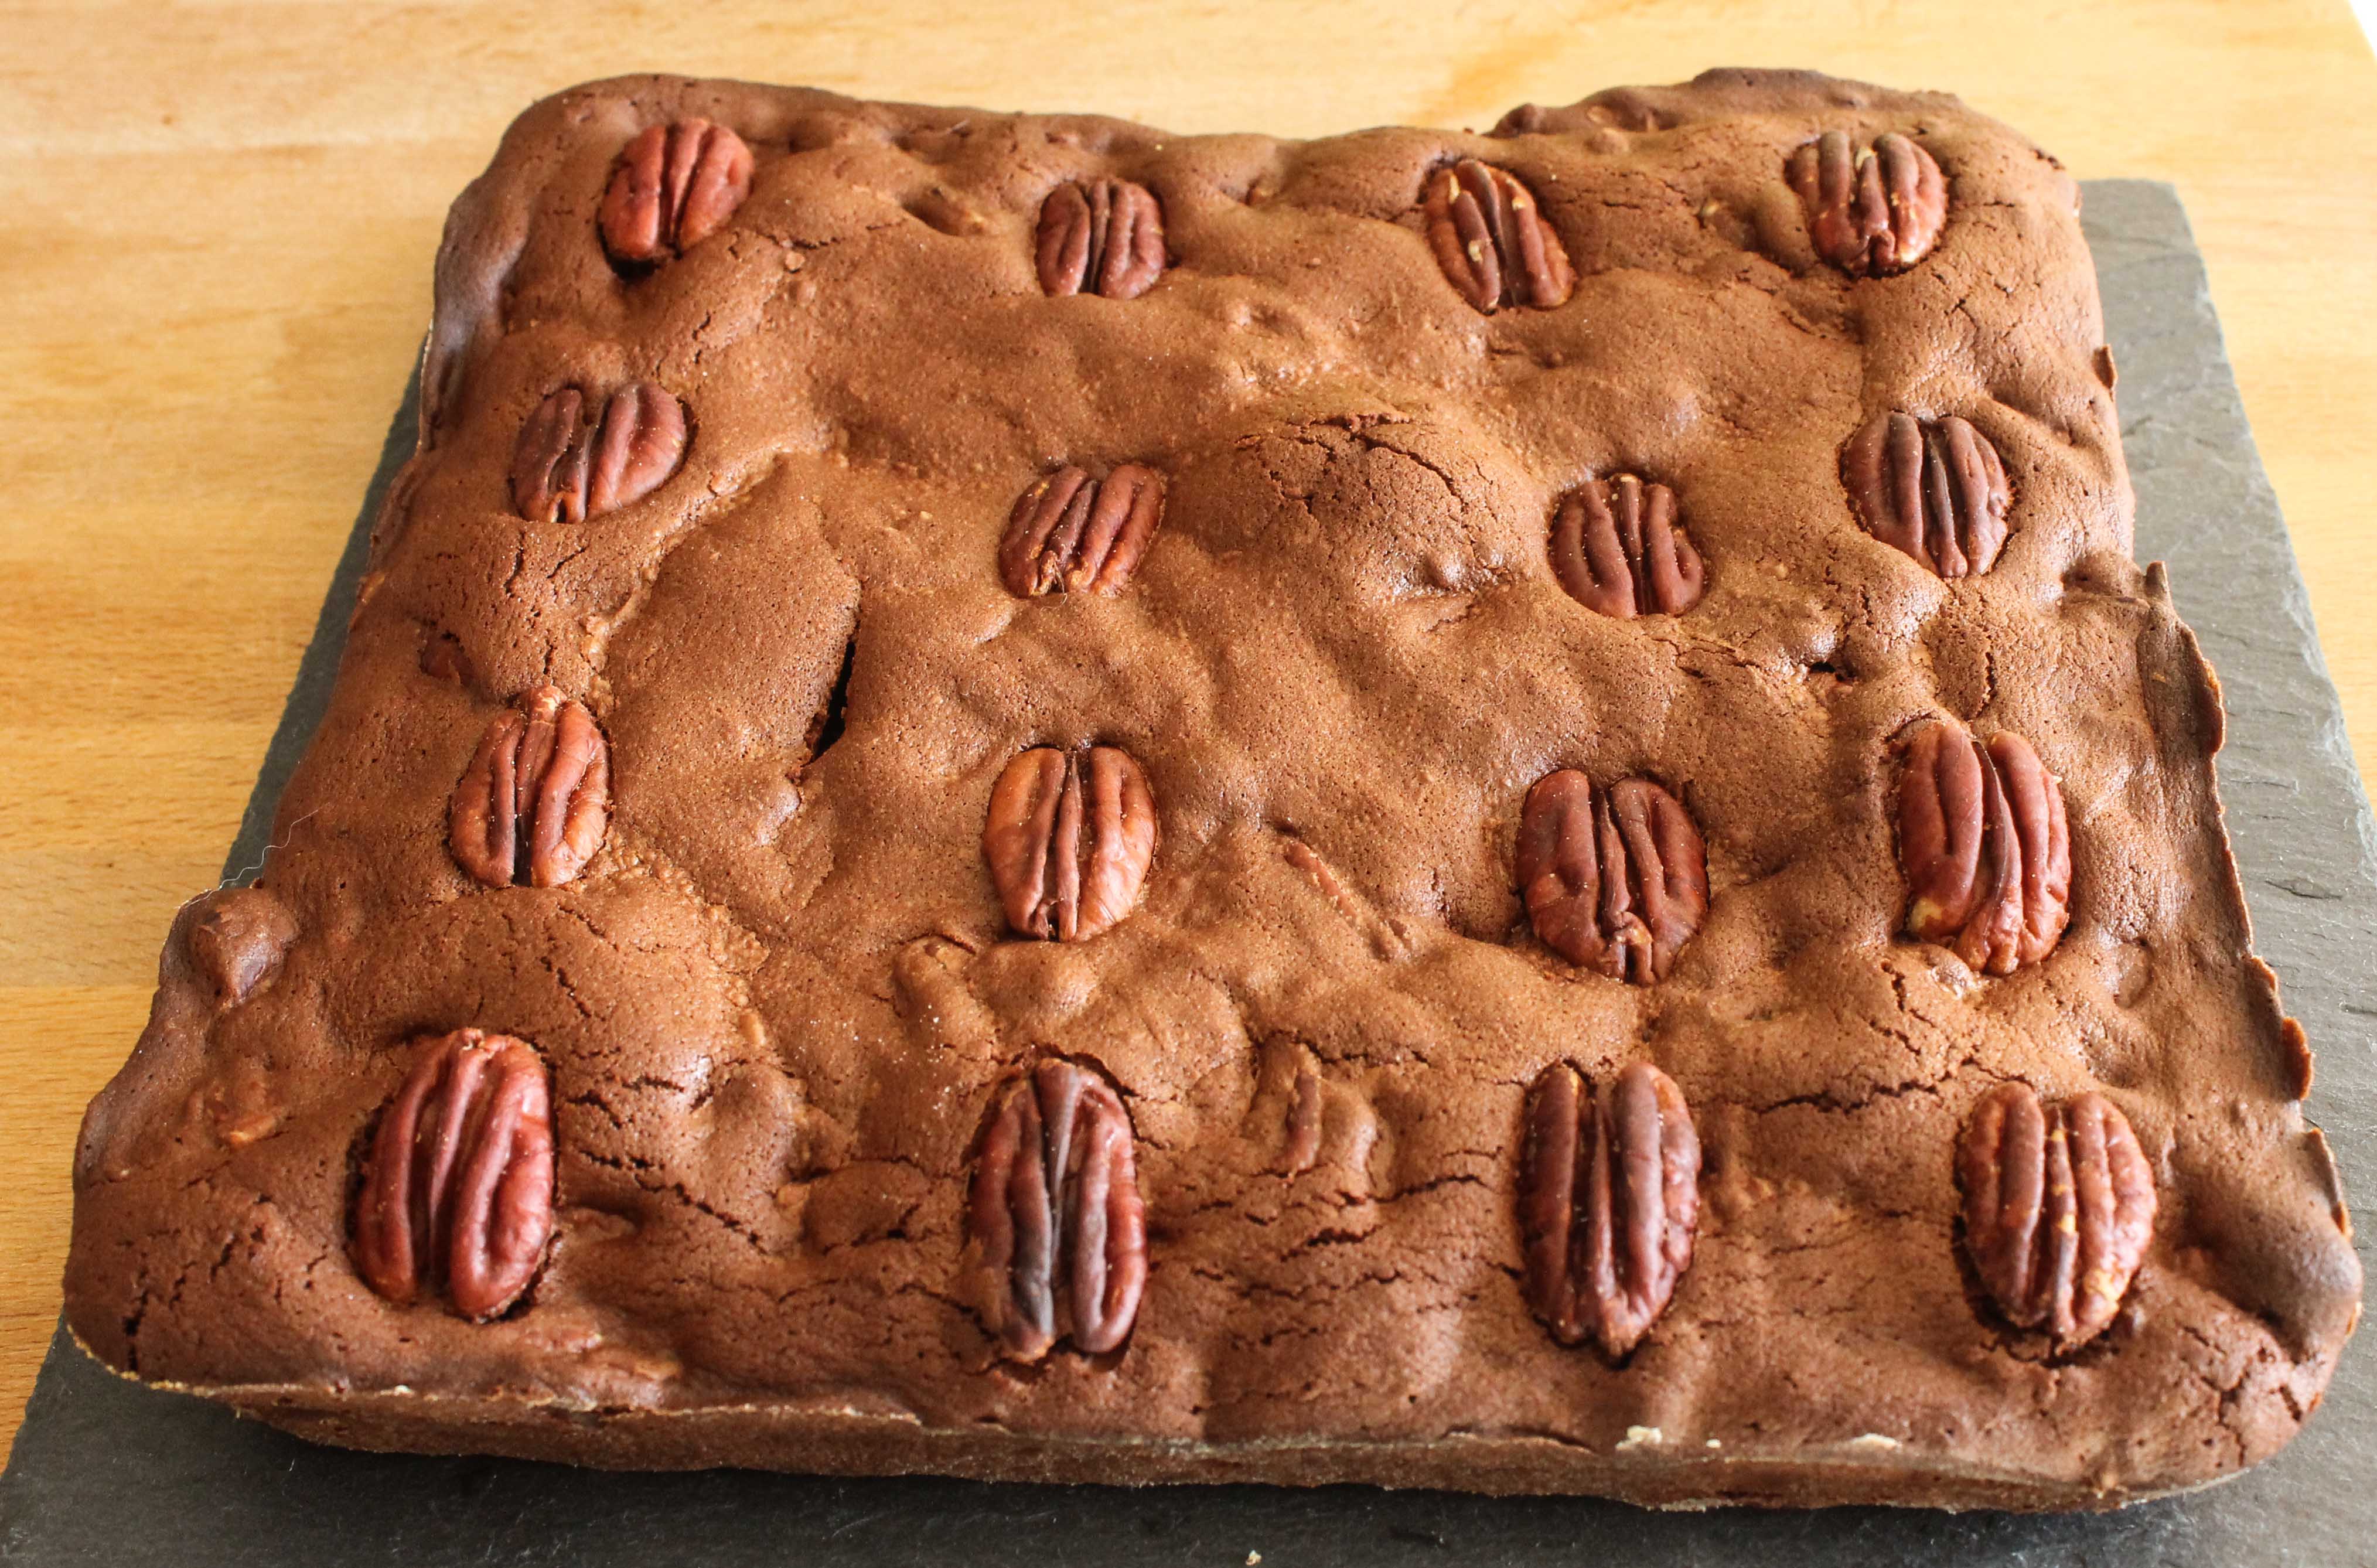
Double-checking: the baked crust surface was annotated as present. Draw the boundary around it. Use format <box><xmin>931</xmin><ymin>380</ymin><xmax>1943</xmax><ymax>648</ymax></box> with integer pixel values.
<box><xmin>64</xmin><ymin>67</ymin><xmax>2361</xmax><ymax>1508</ymax></box>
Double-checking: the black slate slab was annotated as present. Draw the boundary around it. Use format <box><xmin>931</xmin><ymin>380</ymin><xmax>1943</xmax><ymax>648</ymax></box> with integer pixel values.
<box><xmin>2</xmin><ymin>179</ymin><xmax>2370</xmax><ymax>1567</ymax></box>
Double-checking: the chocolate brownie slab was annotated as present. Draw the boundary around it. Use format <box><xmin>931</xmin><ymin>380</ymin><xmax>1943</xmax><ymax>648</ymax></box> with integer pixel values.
<box><xmin>66</xmin><ymin>67</ymin><xmax>2359</xmax><ymax>1508</ymax></box>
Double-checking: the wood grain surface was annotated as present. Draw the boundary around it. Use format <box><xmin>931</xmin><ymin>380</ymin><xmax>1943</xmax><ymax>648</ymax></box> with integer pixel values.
<box><xmin>5</xmin><ymin>0</ymin><xmax>2375</xmax><ymax>1460</ymax></box>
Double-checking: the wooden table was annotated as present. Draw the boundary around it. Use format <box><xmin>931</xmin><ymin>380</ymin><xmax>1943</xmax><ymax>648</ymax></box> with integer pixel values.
<box><xmin>5</xmin><ymin>0</ymin><xmax>2374</xmax><ymax>1458</ymax></box>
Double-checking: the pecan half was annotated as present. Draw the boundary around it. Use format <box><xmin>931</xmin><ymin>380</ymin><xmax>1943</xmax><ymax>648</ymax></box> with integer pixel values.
<box><xmin>1897</xmin><ymin>720</ymin><xmax>2071</xmax><ymax>974</ymax></box>
<box><xmin>1517</xmin><ymin>771</ymin><xmax>1708</xmax><ymax>983</ymax></box>
<box><xmin>984</xmin><ymin>746</ymin><xmax>1157</xmax><ymax>942</ymax></box>
<box><xmin>1036</xmin><ymin>179</ymin><xmax>1166</xmax><ymax>299</ymax></box>
<box><xmin>969</xmin><ymin>1058</ymin><xmax>1148</xmax><ymax>1360</ymax></box>
<box><xmin>1549</xmin><ymin>475</ymin><xmax>1706</xmax><ymax>618</ymax></box>
<box><xmin>599</xmin><ymin>118</ymin><xmax>755</xmax><ymax>268</ymax></box>
<box><xmin>1959</xmin><ymin>1082</ymin><xmax>2155</xmax><ymax>1348</ymax></box>
<box><xmin>1521</xmin><ymin>1061</ymin><xmax>1701</xmax><ymax>1359</ymax></box>
<box><xmin>1785</xmin><ymin>129</ymin><xmax>1946</xmax><ymax>277</ymax></box>
<box><xmin>449</xmin><ymin>687</ymin><xmax>612</xmax><ymax>889</ymax></box>
<box><xmin>1421</xmin><ymin>159</ymin><xmax>1574</xmax><ymax>312</ymax></box>
<box><xmin>510</xmin><ymin>383</ymin><xmax>688</xmax><ymax>526</ymax></box>
<box><xmin>187</xmin><ymin>885</ymin><xmax>298</xmax><ymax>1008</ymax></box>
<box><xmin>352</xmin><ymin>1028</ymin><xmax>555</xmax><ymax>1321</ymax></box>
<box><xmin>1841</xmin><ymin>410</ymin><xmax>2011</xmax><ymax>578</ymax></box>
<box><xmin>998</xmin><ymin>465</ymin><xmax>1164</xmax><ymax>598</ymax></box>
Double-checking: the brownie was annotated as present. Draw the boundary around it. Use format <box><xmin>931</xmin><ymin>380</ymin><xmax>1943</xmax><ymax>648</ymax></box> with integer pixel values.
<box><xmin>64</xmin><ymin>67</ymin><xmax>2361</xmax><ymax>1509</ymax></box>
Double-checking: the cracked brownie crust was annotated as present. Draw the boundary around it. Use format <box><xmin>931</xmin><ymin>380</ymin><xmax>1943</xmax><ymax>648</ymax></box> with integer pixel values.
<box><xmin>65</xmin><ymin>67</ymin><xmax>2360</xmax><ymax>1508</ymax></box>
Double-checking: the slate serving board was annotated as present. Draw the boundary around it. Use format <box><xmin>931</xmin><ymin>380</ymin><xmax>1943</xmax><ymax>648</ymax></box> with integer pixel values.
<box><xmin>4</xmin><ymin>179</ymin><xmax>2371</xmax><ymax>1567</ymax></box>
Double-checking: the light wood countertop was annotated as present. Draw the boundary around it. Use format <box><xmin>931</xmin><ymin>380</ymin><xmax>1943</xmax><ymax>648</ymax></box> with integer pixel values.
<box><xmin>5</xmin><ymin>0</ymin><xmax>2374</xmax><ymax>1457</ymax></box>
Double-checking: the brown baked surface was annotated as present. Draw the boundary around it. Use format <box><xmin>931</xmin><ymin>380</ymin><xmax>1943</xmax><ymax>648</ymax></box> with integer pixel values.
<box><xmin>63</xmin><ymin>67</ymin><xmax>2361</xmax><ymax>1508</ymax></box>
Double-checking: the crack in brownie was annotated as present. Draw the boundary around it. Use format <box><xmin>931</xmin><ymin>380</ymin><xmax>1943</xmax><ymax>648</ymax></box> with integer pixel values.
<box><xmin>64</xmin><ymin>67</ymin><xmax>2361</xmax><ymax>1508</ymax></box>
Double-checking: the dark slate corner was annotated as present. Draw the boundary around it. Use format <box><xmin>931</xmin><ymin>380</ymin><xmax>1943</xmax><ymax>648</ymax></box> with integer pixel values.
<box><xmin>2</xmin><ymin>180</ymin><xmax>2370</xmax><ymax>1567</ymax></box>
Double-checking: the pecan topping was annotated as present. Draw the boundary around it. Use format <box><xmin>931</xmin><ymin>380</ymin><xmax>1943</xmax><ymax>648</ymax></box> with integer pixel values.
<box><xmin>1521</xmin><ymin>1061</ymin><xmax>1701</xmax><ymax>1358</ymax></box>
<box><xmin>352</xmin><ymin>1029</ymin><xmax>555</xmax><ymax>1321</ymax></box>
<box><xmin>1841</xmin><ymin>410</ymin><xmax>2011</xmax><ymax>578</ymax></box>
<box><xmin>998</xmin><ymin>465</ymin><xmax>1164</xmax><ymax>598</ymax></box>
<box><xmin>969</xmin><ymin>1059</ymin><xmax>1148</xmax><ymax>1361</ymax></box>
<box><xmin>984</xmin><ymin>746</ymin><xmax>1157</xmax><ymax>942</ymax></box>
<box><xmin>1036</xmin><ymin>179</ymin><xmax>1166</xmax><ymax>299</ymax></box>
<box><xmin>187</xmin><ymin>885</ymin><xmax>298</xmax><ymax>1008</ymax></box>
<box><xmin>1517</xmin><ymin>771</ymin><xmax>1708</xmax><ymax>983</ymax></box>
<box><xmin>1897</xmin><ymin>720</ymin><xmax>2071</xmax><ymax>974</ymax></box>
<box><xmin>1785</xmin><ymin>129</ymin><xmax>1946</xmax><ymax>277</ymax></box>
<box><xmin>449</xmin><ymin>687</ymin><xmax>612</xmax><ymax>889</ymax></box>
<box><xmin>1959</xmin><ymin>1082</ymin><xmax>2155</xmax><ymax>1348</ymax></box>
<box><xmin>1421</xmin><ymin>159</ymin><xmax>1574</xmax><ymax>312</ymax></box>
<box><xmin>510</xmin><ymin>383</ymin><xmax>688</xmax><ymax>526</ymax></box>
<box><xmin>1549</xmin><ymin>475</ymin><xmax>1706</xmax><ymax>618</ymax></box>
<box><xmin>599</xmin><ymin>118</ymin><xmax>755</xmax><ymax>268</ymax></box>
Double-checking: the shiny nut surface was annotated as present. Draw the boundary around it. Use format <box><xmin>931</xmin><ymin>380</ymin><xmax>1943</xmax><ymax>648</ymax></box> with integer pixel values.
<box><xmin>599</xmin><ymin>118</ymin><xmax>755</xmax><ymax>267</ymax></box>
<box><xmin>1549</xmin><ymin>475</ymin><xmax>1706</xmax><ymax>618</ymax></box>
<box><xmin>1959</xmin><ymin>1082</ymin><xmax>2155</xmax><ymax>1348</ymax></box>
<box><xmin>968</xmin><ymin>1058</ymin><xmax>1148</xmax><ymax>1361</ymax></box>
<box><xmin>984</xmin><ymin>745</ymin><xmax>1157</xmax><ymax>942</ymax></box>
<box><xmin>449</xmin><ymin>687</ymin><xmax>612</xmax><ymax>889</ymax></box>
<box><xmin>1841</xmin><ymin>410</ymin><xmax>2011</xmax><ymax>578</ymax></box>
<box><xmin>1897</xmin><ymin>720</ymin><xmax>2071</xmax><ymax>974</ymax></box>
<box><xmin>1520</xmin><ymin>1061</ymin><xmax>1701</xmax><ymax>1359</ymax></box>
<box><xmin>509</xmin><ymin>383</ymin><xmax>688</xmax><ymax>526</ymax></box>
<box><xmin>1035</xmin><ymin>179</ymin><xmax>1166</xmax><ymax>299</ymax></box>
<box><xmin>1517</xmin><ymin>771</ymin><xmax>1708</xmax><ymax>983</ymax></box>
<box><xmin>1786</xmin><ymin>129</ymin><xmax>1946</xmax><ymax>276</ymax></box>
<box><xmin>352</xmin><ymin>1028</ymin><xmax>555</xmax><ymax>1321</ymax></box>
<box><xmin>1422</xmin><ymin>159</ymin><xmax>1574</xmax><ymax>312</ymax></box>
<box><xmin>998</xmin><ymin>464</ymin><xmax>1165</xmax><ymax>598</ymax></box>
